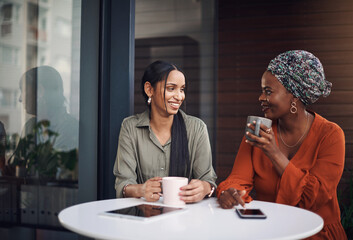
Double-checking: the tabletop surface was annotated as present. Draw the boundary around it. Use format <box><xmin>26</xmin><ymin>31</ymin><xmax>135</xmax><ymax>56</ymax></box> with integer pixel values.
<box><xmin>59</xmin><ymin>197</ymin><xmax>323</xmax><ymax>240</ymax></box>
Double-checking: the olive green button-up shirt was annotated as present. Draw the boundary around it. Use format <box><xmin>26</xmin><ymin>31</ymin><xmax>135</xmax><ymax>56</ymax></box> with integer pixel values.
<box><xmin>113</xmin><ymin>110</ymin><xmax>217</xmax><ymax>198</ymax></box>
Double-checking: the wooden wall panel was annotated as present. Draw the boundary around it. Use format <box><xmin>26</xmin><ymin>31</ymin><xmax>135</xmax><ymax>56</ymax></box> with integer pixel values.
<box><xmin>217</xmin><ymin>0</ymin><xmax>353</xmax><ymax>204</ymax></box>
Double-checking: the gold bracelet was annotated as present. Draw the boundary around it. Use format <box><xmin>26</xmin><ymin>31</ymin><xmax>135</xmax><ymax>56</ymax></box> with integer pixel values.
<box><xmin>208</xmin><ymin>184</ymin><xmax>215</xmax><ymax>197</ymax></box>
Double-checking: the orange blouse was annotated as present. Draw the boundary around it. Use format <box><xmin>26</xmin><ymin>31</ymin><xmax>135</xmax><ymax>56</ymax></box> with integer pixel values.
<box><xmin>217</xmin><ymin>112</ymin><xmax>347</xmax><ymax>240</ymax></box>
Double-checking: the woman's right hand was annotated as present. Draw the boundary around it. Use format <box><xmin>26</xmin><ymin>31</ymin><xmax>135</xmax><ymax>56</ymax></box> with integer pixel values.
<box><xmin>218</xmin><ymin>188</ymin><xmax>246</xmax><ymax>209</ymax></box>
<box><xmin>141</xmin><ymin>177</ymin><xmax>162</xmax><ymax>202</ymax></box>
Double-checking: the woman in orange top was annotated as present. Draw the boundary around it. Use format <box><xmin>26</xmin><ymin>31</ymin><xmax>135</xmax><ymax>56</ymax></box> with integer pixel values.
<box><xmin>217</xmin><ymin>50</ymin><xmax>347</xmax><ymax>240</ymax></box>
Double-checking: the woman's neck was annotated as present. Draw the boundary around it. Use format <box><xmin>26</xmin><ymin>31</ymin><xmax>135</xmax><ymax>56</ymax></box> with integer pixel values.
<box><xmin>149</xmin><ymin>110</ymin><xmax>174</xmax><ymax>145</ymax></box>
<box><xmin>278</xmin><ymin>109</ymin><xmax>311</xmax><ymax>134</ymax></box>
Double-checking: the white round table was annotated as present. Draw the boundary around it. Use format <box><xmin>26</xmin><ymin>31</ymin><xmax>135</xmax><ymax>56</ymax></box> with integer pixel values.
<box><xmin>59</xmin><ymin>197</ymin><xmax>323</xmax><ymax>240</ymax></box>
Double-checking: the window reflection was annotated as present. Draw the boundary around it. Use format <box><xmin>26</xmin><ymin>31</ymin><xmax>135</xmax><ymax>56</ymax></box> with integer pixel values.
<box><xmin>0</xmin><ymin>0</ymin><xmax>81</xmax><ymax>233</ymax></box>
<box><xmin>10</xmin><ymin>66</ymin><xmax>79</xmax><ymax>178</ymax></box>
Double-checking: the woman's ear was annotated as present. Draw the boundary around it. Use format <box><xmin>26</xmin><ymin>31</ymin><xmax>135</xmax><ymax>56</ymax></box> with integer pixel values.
<box><xmin>292</xmin><ymin>97</ymin><xmax>304</xmax><ymax>108</ymax></box>
<box><xmin>292</xmin><ymin>97</ymin><xmax>299</xmax><ymax>103</ymax></box>
<box><xmin>144</xmin><ymin>81</ymin><xmax>153</xmax><ymax>97</ymax></box>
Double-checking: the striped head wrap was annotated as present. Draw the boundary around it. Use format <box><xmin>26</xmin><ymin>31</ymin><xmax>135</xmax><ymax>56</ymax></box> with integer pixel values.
<box><xmin>267</xmin><ymin>50</ymin><xmax>332</xmax><ymax>105</ymax></box>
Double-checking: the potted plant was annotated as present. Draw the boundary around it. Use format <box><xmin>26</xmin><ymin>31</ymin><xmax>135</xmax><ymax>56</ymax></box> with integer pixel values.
<box><xmin>27</xmin><ymin>120</ymin><xmax>59</xmax><ymax>178</ymax></box>
<box><xmin>10</xmin><ymin>120</ymin><xmax>78</xmax><ymax>180</ymax></box>
<box><xmin>10</xmin><ymin>131</ymin><xmax>35</xmax><ymax>177</ymax></box>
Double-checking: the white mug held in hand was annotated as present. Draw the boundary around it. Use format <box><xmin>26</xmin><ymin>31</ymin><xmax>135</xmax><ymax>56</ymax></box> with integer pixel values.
<box><xmin>162</xmin><ymin>177</ymin><xmax>188</xmax><ymax>206</ymax></box>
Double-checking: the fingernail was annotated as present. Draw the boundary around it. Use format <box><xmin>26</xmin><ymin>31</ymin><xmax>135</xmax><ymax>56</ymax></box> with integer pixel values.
<box><xmin>246</xmin><ymin>131</ymin><xmax>249</xmax><ymax>135</ymax></box>
<box><xmin>245</xmin><ymin>140</ymin><xmax>248</xmax><ymax>143</ymax></box>
<box><xmin>247</xmin><ymin>123</ymin><xmax>251</xmax><ymax>127</ymax></box>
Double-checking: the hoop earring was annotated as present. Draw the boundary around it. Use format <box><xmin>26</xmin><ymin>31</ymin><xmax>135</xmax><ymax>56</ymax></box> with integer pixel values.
<box><xmin>147</xmin><ymin>97</ymin><xmax>151</xmax><ymax>105</ymax></box>
<box><xmin>290</xmin><ymin>101</ymin><xmax>297</xmax><ymax>114</ymax></box>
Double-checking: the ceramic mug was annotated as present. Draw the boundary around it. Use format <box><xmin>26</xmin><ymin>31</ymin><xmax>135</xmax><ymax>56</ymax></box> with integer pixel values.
<box><xmin>162</xmin><ymin>177</ymin><xmax>188</xmax><ymax>206</ymax></box>
<box><xmin>245</xmin><ymin>116</ymin><xmax>272</xmax><ymax>142</ymax></box>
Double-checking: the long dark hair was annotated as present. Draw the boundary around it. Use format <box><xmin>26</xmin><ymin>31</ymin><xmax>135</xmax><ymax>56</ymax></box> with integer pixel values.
<box><xmin>141</xmin><ymin>60</ymin><xmax>190</xmax><ymax>178</ymax></box>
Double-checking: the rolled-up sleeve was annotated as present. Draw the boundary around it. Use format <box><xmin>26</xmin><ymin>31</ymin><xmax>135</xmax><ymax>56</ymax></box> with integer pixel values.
<box><xmin>189</xmin><ymin>120</ymin><xmax>217</xmax><ymax>189</ymax></box>
<box><xmin>113</xmin><ymin>120</ymin><xmax>138</xmax><ymax>198</ymax></box>
<box><xmin>216</xmin><ymin>137</ymin><xmax>254</xmax><ymax>202</ymax></box>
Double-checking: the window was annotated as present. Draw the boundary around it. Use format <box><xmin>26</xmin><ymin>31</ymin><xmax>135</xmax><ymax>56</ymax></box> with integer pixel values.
<box><xmin>0</xmin><ymin>45</ymin><xmax>19</xmax><ymax>65</ymax></box>
<box><xmin>0</xmin><ymin>1</ymin><xmax>81</xmax><ymax>239</ymax></box>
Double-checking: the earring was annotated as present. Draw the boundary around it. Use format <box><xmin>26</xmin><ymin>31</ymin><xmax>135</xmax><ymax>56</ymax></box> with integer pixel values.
<box><xmin>147</xmin><ymin>97</ymin><xmax>151</xmax><ymax>105</ymax></box>
<box><xmin>290</xmin><ymin>101</ymin><xmax>297</xmax><ymax>114</ymax></box>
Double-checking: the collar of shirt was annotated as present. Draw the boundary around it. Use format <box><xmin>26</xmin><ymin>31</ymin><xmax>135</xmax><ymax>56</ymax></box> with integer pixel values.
<box><xmin>136</xmin><ymin>110</ymin><xmax>150</xmax><ymax>128</ymax></box>
<box><xmin>136</xmin><ymin>109</ymin><xmax>187</xmax><ymax>128</ymax></box>
<box><xmin>135</xmin><ymin>110</ymin><xmax>171</xmax><ymax>149</ymax></box>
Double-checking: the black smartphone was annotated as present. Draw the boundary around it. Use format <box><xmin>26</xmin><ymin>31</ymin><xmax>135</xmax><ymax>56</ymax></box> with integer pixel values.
<box><xmin>236</xmin><ymin>208</ymin><xmax>267</xmax><ymax>219</ymax></box>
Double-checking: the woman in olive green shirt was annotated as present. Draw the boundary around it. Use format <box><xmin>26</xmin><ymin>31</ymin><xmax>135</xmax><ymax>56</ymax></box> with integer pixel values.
<box><xmin>113</xmin><ymin>60</ymin><xmax>217</xmax><ymax>203</ymax></box>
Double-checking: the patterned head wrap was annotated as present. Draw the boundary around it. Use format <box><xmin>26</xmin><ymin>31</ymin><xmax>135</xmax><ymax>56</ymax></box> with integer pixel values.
<box><xmin>267</xmin><ymin>50</ymin><xmax>332</xmax><ymax>105</ymax></box>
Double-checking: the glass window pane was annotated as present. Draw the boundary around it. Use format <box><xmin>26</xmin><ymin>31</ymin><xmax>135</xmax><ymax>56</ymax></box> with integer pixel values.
<box><xmin>0</xmin><ymin>0</ymin><xmax>81</xmax><ymax>238</ymax></box>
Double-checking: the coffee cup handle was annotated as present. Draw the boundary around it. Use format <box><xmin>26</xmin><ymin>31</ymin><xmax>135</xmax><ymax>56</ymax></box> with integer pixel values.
<box><xmin>255</xmin><ymin>119</ymin><xmax>262</xmax><ymax>136</ymax></box>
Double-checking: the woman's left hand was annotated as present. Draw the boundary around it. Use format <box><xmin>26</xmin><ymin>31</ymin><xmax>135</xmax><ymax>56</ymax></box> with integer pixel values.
<box><xmin>179</xmin><ymin>179</ymin><xmax>210</xmax><ymax>203</ymax></box>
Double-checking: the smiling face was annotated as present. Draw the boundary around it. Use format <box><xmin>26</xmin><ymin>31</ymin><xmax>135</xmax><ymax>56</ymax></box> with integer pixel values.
<box><xmin>259</xmin><ymin>71</ymin><xmax>294</xmax><ymax>119</ymax></box>
<box><xmin>151</xmin><ymin>70</ymin><xmax>185</xmax><ymax>117</ymax></box>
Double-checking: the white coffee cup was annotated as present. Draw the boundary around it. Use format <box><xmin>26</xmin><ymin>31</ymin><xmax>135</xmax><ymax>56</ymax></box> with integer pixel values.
<box><xmin>162</xmin><ymin>177</ymin><xmax>188</xmax><ymax>206</ymax></box>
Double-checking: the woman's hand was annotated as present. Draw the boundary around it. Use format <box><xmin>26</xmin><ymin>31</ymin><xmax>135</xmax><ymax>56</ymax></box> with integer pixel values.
<box><xmin>141</xmin><ymin>177</ymin><xmax>162</xmax><ymax>202</ymax></box>
<box><xmin>245</xmin><ymin>122</ymin><xmax>278</xmax><ymax>157</ymax></box>
<box><xmin>245</xmin><ymin>122</ymin><xmax>289</xmax><ymax>176</ymax></box>
<box><xmin>179</xmin><ymin>179</ymin><xmax>211</xmax><ymax>203</ymax></box>
<box><xmin>218</xmin><ymin>188</ymin><xmax>246</xmax><ymax>209</ymax></box>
